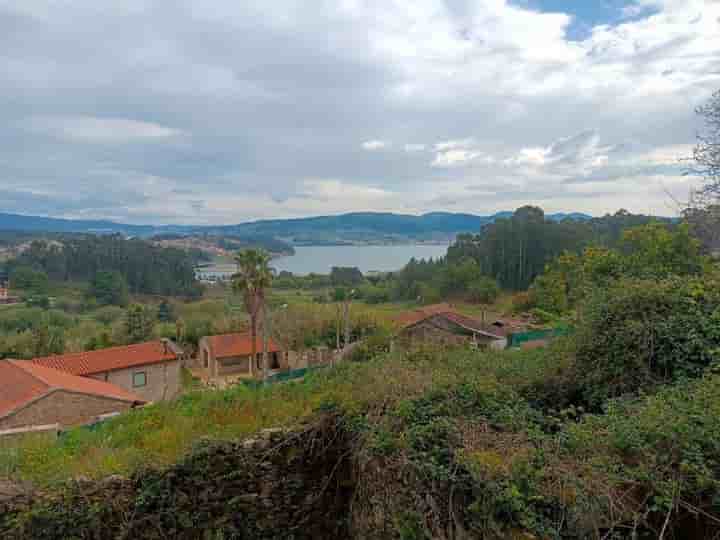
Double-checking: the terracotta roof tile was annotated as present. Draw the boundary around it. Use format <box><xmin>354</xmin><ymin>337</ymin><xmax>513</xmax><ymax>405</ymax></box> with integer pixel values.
<box><xmin>395</xmin><ymin>303</ymin><xmax>454</xmax><ymax>327</ymax></box>
<box><xmin>31</xmin><ymin>340</ymin><xmax>179</xmax><ymax>376</ymax></box>
<box><xmin>0</xmin><ymin>360</ymin><xmax>145</xmax><ymax>419</ymax></box>
<box><xmin>206</xmin><ymin>332</ymin><xmax>282</xmax><ymax>358</ymax></box>
<box><xmin>396</xmin><ymin>304</ymin><xmax>513</xmax><ymax>340</ymax></box>
<box><xmin>440</xmin><ymin>312</ymin><xmax>507</xmax><ymax>339</ymax></box>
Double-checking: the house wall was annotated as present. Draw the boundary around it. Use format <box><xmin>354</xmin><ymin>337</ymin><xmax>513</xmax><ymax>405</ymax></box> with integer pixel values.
<box><xmin>399</xmin><ymin>319</ymin><xmax>506</xmax><ymax>350</ymax></box>
<box><xmin>88</xmin><ymin>360</ymin><xmax>182</xmax><ymax>402</ymax></box>
<box><xmin>197</xmin><ymin>338</ymin><xmax>212</xmax><ymax>371</ymax></box>
<box><xmin>0</xmin><ymin>391</ymin><xmax>134</xmax><ymax>431</ymax></box>
<box><xmin>489</xmin><ymin>338</ymin><xmax>508</xmax><ymax>350</ymax></box>
<box><xmin>217</xmin><ymin>355</ymin><xmax>252</xmax><ymax>376</ymax></box>
<box><xmin>286</xmin><ymin>350</ymin><xmax>307</xmax><ymax>370</ymax></box>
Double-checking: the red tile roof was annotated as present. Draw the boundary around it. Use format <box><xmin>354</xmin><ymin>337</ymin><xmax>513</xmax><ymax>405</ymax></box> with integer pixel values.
<box><xmin>441</xmin><ymin>312</ymin><xmax>508</xmax><ymax>338</ymax></box>
<box><xmin>31</xmin><ymin>340</ymin><xmax>179</xmax><ymax>376</ymax></box>
<box><xmin>396</xmin><ymin>303</ymin><xmax>455</xmax><ymax>328</ymax></box>
<box><xmin>206</xmin><ymin>332</ymin><xmax>282</xmax><ymax>358</ymax></box>
<box><xmin>396</xmin><ymin>304</ymin><xmax>509</xmax><ymax>339</ymax></box>
<box><xmin>0</xmin><ymin>359</ymin><xmax>145</xmax><ymax>419</ymax></box>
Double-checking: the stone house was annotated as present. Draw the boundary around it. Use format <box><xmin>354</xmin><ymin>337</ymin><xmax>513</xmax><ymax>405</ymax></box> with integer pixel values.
<box><xmin>197</xmin><ymin>332</ymin><xmax>285</xmax><ymax>380</ymax></box>
<box><xmin>0</xmin><ymin>359</ymin><xmax>145</xmax><ymax>432</ymax></box>
<box><xmin>396</xmin><ymin>304</ymin><xmax>509</xmax><ymax>350</ymax></box>
<box><xmin>31</xmin><ymin>339</ymin><xmax>184</xmax><ymax>403</ymax></box>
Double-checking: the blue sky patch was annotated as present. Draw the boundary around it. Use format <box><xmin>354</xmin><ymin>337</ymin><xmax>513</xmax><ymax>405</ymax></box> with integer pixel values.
<box><xmin>511</xmin><ymin>0</ymin><xmax>659</xmax><ymax>40</ymax></box>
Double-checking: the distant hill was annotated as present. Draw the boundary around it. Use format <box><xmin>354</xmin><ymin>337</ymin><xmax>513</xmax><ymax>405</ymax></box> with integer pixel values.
<box><xmin>0</xmin><ymin>210</ymin><xmax>594</xmax><ymax>245</ymax></box>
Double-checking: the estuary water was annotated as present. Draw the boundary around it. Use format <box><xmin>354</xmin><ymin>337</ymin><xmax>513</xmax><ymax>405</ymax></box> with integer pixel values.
<box><xmin>198</xmin><ymin>244</ymin><xmax>449</xmax><ymax>279</ymax></box>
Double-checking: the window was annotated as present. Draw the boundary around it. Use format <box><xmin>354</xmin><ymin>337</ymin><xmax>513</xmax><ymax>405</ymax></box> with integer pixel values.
<box><xmin>133</xmin><ymin>371</ymin><xmax>147</xmax><ymax>388</ymax></box>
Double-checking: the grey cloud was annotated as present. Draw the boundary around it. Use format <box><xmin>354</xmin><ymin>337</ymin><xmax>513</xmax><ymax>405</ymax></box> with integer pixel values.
<box><xmin>0</xmin><ymin>0</ymin><xmax>716</xmax><ymax>222</ymax></box>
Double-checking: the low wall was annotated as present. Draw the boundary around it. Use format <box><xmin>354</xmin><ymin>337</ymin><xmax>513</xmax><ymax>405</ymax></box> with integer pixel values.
<box><xmin>0</xmin><ymin>414</ymin><xmax>354</xmax><ymax>540</ymax></box>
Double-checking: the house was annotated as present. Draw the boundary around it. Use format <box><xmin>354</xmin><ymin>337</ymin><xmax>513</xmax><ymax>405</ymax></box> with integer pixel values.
<box><xmin>197</xmin><ymin>332</ymin><xmax>285</xmax><ymax>380</ymax></box>
<box><xmin>31</xmin><ymin>339</ymin><xmax>184</xmax><ymax>403</ymax></box>
<box><xmin>396</xmin><ymin>304</ymin><xmax>511</xmax><ymax>350</ymax></box>
<box><xmin>0</xmin><ymin>359</ymin><xmax>145</xmax><ymax>432</ymax></box>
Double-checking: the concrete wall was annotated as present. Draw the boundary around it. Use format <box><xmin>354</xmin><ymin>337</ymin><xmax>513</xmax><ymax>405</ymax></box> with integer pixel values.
<box><xmin>0</xmin><ymin>391</ymin><xmax>134</xmax><ymax>431</ymax></box>
<box><xmin>88</xmin><ymin>360</ymin><xmax>182</xmax><ymax>402</ymax></box>
<box><xmin>197</xmin><ymin>338</ymin><xmax>211</xmax><ymax>371</ymax></box>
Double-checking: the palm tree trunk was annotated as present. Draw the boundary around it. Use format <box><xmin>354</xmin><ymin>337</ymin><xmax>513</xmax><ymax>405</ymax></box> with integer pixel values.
<box><xmin>262</xmin><ymin>302</ymin><xmax>269</xmax><ymax>381</ymax></box>
<box><xmin>250</xmin><ymin>315</ymin><xmax>257</xmax><ymax>378</ymax></box>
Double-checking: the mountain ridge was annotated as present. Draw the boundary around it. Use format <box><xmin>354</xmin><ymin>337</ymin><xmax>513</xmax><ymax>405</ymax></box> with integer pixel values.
<box><xmin>0</xmin><ymin>210</ymin><xmax>594</xmax><ymax>244</ymax></box>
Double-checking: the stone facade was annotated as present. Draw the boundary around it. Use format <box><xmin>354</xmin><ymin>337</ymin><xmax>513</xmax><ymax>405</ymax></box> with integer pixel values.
<box><xmin>0</xmin><ymin>391</ymin><xmax>134</xmax><ymax>431</ymax></box>
<box><xmin>87</xmin><ymin>359</ymin><xmax>182</xmax><ymax>403</ymax></box>
<box><xmin>399</xmin><ymin>317</ymin><xmax>507</xmax><ymax>350</ymax></box>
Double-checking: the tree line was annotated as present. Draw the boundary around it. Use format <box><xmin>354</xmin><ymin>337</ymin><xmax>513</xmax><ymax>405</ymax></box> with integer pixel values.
<box><xmin>7</xmin><ymin>234</ymin><xmax>203</xmax><ymax>298</ymax></box>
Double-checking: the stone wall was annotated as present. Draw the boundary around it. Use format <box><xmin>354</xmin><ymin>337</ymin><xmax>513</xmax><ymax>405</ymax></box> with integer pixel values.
<box><xmin>0</xmin><ymin>391</ymin><xmax>135</xmax><ymax>431</ymax></box>
<box><xmin>0</xmin><ymin>414</ymin><xmax>354</xmax><ymax>540</ymax></box>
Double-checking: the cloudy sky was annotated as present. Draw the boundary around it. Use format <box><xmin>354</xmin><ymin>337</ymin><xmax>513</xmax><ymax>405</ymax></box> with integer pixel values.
<box><xmin>1</xmin><ymin>0</ymin><xmax>719</xmax><ymax>224</ymax></box>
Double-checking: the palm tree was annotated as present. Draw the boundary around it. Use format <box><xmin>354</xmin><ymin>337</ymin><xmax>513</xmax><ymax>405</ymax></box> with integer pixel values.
<box><xmin>231</xmin><ymin>249</ymin><xmax>272</xmax><ymax>378</ymax></box>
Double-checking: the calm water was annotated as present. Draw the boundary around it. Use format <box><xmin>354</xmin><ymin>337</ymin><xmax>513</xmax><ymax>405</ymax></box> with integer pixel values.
<box><xmin>198</xmin><ymin>244</ymin><xmax>449</xmax><ymax>279</ymax></box>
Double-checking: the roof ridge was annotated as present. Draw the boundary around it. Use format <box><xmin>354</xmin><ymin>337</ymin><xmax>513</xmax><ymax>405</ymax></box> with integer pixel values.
<box><xmin>32</xmin><ymin>339</ymin><xmax>165</xmax><ymax>361</ymax></box>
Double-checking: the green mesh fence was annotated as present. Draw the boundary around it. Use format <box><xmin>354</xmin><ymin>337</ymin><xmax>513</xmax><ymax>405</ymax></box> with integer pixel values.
<box><xmin>241</xmin><ymin>366</ymin><xmax>315</xmax><ymax>388</ymax></box>
<box><xmin>507</xmin><ymin>327</ymin><xmax>571</xmax><ymax>348</ymax></box>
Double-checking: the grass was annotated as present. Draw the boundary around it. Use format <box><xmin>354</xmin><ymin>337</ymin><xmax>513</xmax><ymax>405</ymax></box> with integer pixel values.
<box><xmin>4</xmin><ymin>340</ymin><xmax>720</xmax><ymax>537</ymax></box>
<box><xmin>0</xmin><ymin>345</ymin><xmax>563</xmax><ymax>487</ymax></box>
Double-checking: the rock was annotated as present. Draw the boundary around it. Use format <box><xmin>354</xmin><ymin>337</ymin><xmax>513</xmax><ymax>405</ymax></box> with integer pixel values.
<box><xmin>260</xmin><ymin>428</ymin><xmax>285</xmax><ymax>439</ymax></box>
<box><xmin>0</xmin><ymin>480</ymin><xmax>30</xmax><ymax>502</ymax></box>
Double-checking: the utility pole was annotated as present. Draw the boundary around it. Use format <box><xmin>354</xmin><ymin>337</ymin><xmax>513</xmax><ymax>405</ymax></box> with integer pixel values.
<box><xmin>343</xmin><ymin>289</ymin><xmax>355</xmax><ymax>350</ymax></box>
<box><xmin>262</xmin><ymin>302</ymin><xmax>287</xmax><ymax>382</ymax></box>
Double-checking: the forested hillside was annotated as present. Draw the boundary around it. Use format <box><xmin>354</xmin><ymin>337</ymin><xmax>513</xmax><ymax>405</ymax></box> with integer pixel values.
<box><xmin>0</xmin><ymin>210</ymin><xmax>593</xmax><ymax>245</ymax></box>
<box><xmin>6</xmin><ymin>234</ymin><xmax>202</xmax><ymax>298</ymax></box>
<box><xmin>378</xmin><ymin>207</ymin><xmax>671</xmax><ymax>303</ymax></box>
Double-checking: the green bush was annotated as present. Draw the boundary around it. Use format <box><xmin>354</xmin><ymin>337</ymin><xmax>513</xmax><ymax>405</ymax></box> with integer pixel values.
<box><xmin>349</xmin><ymin>329</ymin><xmax>392</xmax><ymax>362</ymax></box>
<box><xmin>574</xmin><ymin>275</ymin><xmax>720</xmax><ymax>408</ymax></box>
<box><xmin>467</xmin><ymin>276</ymin><xmax>500</xmax><ymax>304</ymax></box>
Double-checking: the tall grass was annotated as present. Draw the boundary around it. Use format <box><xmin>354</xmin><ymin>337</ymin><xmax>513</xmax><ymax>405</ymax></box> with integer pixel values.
<box><xmin>0</xmin><ymin>345</ymin><xmax>562</xmax><ymax>486</ymax></box>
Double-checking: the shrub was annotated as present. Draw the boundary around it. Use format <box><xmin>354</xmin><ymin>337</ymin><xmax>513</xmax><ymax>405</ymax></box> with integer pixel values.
<box><xmin>349</xmin><ymin>329</ymin><xmax>392</xmax><ymax>362</ymax></box>
<box><xmin>574</xmin><ymin>276</ymin><xmax>720</xmax><ymax>408</ymax></box>
<box><xmin>467</xmin><ymin>276</ymin><xmax>500</xmax><ymax>304</ymax></box>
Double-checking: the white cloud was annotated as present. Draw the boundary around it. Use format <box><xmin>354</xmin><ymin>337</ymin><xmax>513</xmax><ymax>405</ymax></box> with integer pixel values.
<box><xmin>23</xmin><ymin>116</ymin><xmax>185</xmax><ymax>143</ymax></box>
<box><xmin>361</xmin><ymin>140</ymin><xmax>388</xmax><ymax>150</ymax></box>
<box><xmin>434</xmin><ymin>139</ymin><xmax>476</xmax><ymax>151</ymax></box>
<box><xmin>2</xmin><ymin>0</ymin><xmax>719</xmax><ymax>222</ymax></box>
<box><xmin>432</xmin><ymin>149</ymin><xmax>485</xmax><ymax>168</ymax></box>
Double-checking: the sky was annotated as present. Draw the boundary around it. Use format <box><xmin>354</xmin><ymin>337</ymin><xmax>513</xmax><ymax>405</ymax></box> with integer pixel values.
<box><xmin>0</xmin><ymin>0</ymin><xmax>719</xmax><ymax>225</ymax></box>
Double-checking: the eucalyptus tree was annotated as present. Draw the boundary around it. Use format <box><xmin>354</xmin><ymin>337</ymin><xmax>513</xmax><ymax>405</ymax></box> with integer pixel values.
<box><xmin>692</xmin><ymin>89</ymin><xmax>720</xmax><ymax>202</ymax></box>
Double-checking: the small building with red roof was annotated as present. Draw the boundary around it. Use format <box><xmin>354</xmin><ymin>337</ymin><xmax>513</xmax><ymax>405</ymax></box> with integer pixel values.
<box><xmin>0</xmin><ymin>359</ymin><xmax>145</xmax><ymax>432</ymax></box>
<box><xmin>395</xmin><ymin>304</ymin><xmax>516</xmax><ymax>350</ymax></box>
<box><xmin>31</xmin><ymin>339</ymin><xmax>184</xmax><ymax>403</ymax></box>
<box><xmin>198</xmin><ymin>332</ymin><xmax>285</xmax><ymax>380</ymax></box>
